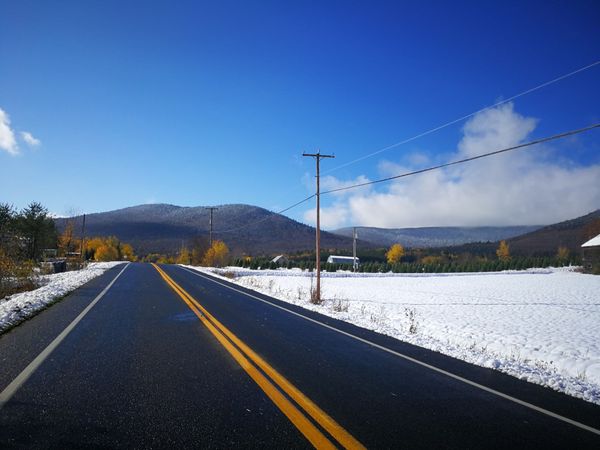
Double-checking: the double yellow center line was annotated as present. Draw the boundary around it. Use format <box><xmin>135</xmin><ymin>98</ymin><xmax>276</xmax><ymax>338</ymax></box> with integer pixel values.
<box><xmin>152</xmin><ymin>264</ymin><xmax>365</xmax><ymax>450</ymax></box>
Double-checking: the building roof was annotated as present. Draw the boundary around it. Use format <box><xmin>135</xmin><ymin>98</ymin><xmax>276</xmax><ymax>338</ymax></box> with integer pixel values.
<box><xmin>327</xmin><ymin>255</ymin><xmax>359</xmax><ymax>262</ymax></box>
<box><xmin>582</xmin><ymin>233</ymin><xmax>600</xmax><ymax>248</ymax></box>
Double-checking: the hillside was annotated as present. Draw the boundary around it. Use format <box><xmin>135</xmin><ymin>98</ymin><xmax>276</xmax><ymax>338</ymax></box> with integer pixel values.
<box><xmin>56</xmin><ymin>204</ymin><xmax>354</xmax><ymax>256</ymax></box>
<box><xmin>331</xmin><ymin>225</ymin><xmax>542</xmax><ymax>249</ymax></box>
<box><xmin>507</xmin><ymin>209</ymin><xmax>600</xmax><ymax>256</ymax></box>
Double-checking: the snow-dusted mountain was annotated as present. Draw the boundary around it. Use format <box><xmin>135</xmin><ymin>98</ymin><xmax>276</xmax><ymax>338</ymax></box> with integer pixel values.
<box><xmin>56</xmin><ymin>204</ymin><xmax>353</xmax><ymax>255</ymax></box>
<box><xmin>331</xmin><ymin>225</ymin><xmax>543</xmax><ymax>248</ymax></box>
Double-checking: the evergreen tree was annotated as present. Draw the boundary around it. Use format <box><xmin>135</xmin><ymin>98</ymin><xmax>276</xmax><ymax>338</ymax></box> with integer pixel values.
<box><xmin>17</xmin><ymin>202</ymin><xmax>56</xmax><ymax>260</ymax></box>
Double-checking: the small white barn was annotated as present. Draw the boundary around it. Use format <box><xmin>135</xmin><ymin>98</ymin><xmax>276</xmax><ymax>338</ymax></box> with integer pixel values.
<box><xmin>327</xmin><ymin>255</ymin><xmax>359</xmax><ymax>266</ymax></box>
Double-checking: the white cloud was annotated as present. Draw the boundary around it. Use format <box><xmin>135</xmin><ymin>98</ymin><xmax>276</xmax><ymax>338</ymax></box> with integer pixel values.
<box><xmin>20</xmin><ymin>131</ymin><xmax>41</xmax><ymax>147</ymax></box>
<box><xmin>320</xmin><ymin>174</ymin><xmax>373</xmax><ymax>197</ymax></box>
<box><xmin>309</xmin><ymin>103</ymin><xmax>600</xmax><ymax>228</ymax></box>
<box><xmin>303</xmin><ymin>174</ymin><xmax>373</xmax><ymax>228</ymax></box>
<box><xmin>0</xmin><ymin>108</ymin><xmax>19</xmax><ymax>155</ymax></box>
<box><xmin>304</xmin><ymin>202</ymin><xmax>350</xmax><ymax>229</ymax></box>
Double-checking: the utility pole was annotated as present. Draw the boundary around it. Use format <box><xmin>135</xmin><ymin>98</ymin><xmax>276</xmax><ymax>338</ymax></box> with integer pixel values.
<box><xmin>353</xmin><ymin>227</ymin><xmax>358</xmax><ymax>272</ymax></box>
<box><xmin>302</xmin><ymin>151</ymin><xmax>334</xmax><ymax>302</ymax></box>
<box><xmin>80</xmin><ymin>214</ymin><xmax>86</xmax><ymax>265</ymax></box>
<box><xmin>205</xmin><ymin>207</ymin><xmax>218</xmax><ymax>247</ymax></box>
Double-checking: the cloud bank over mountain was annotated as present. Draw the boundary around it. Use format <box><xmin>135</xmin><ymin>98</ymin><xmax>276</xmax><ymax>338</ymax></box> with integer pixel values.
<box><xmin>305</xmin><ymin>103</ymin><xmax>600</xmax><ymax>229</ymax></box>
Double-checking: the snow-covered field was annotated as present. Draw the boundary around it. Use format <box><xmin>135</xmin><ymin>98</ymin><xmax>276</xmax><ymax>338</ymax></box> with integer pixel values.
<box><xmin>189</xmin><ymin>265</ymin><xmax>600</xmax><ymax>405</ymax></box>
<box><xmin>0</xmin><ymin>262</ymin><xmax>124</xmax><ymax>333</ymax></box>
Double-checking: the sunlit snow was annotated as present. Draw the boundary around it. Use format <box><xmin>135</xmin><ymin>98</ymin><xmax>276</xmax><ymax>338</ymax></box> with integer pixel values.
<box><xmin>0</xmin><ymin>262</ymin><xmax>123</xmax><ymax>333</ymax></box>
<box><xmin>190</xmin><ymin>266</ymin><xmax>600</xmax><ymax>405</ymax></box>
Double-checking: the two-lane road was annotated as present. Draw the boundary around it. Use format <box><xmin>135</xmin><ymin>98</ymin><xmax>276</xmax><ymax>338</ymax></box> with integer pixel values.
<box><xmin>1</xmin><ymin>263</ymin><xmax>599</xmax><ymax>448</ymax></box>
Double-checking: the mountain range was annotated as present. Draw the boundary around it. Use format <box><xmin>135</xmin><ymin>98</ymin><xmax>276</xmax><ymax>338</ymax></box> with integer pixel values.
<box><xmin>507</xmin><ymin>209</ymin><xmax>600</xmax><ymax>255</ymax></box>
<box><xmin>57</xmin><ymin>204</ymin><xmax>352</xmax><ymax>256</ymax></box>
<box><xmin>331</xmin><ymin>226</ymin><xmax>542</xmax><ymax>248</ymax></box>
<box><xmin>56</xmin><ymin>204</ymin><xmax>600</xmax><ymax>257</ymax></box>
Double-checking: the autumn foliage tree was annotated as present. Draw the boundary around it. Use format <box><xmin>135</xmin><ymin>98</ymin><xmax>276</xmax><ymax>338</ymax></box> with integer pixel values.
<box><xmin>119</xmin><ymin>244</ymin><xmax>134</xmax><ymax>261</ymax></box>
<box><xmin>202</xmin><ymin>240</ymin><xmax>229</xmax><ymax>267</ymax></box>
<box><xmin>86</xmin><ymin>236</ymin><xmax>136</xmax><ymax>262</ymax></box>
<box><xmin>58</xmin><ymin>219</ymin><xmax>80</xmax><ymax>257</ymax></box>
<box><xmin>188</xmin><ymin>236</ymin><xmax>210</xmax><ymax>265</ymax></box>
<box><xmin>176</xmin><ymin>247</ymin><xmax>191</xmax><ymax>265</ymax></box>
<box><xmin>94</xmin><ymin>244</ymin><xmax>119</xmax><ymax>261</ymax></box>
<box><xmin>386</xmin><ymin>243</ymin><xmax>405</xmax><ymax>264</ymax></box>
<box><xmin>496</xmin><ymin>240</ymin><xmax>510</xmax><ymax>262</ymax></box>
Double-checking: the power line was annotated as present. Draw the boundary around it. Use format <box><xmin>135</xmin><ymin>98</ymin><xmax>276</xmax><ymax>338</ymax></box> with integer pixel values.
<box><xmin>321</xmin><ymin>122</ymin><xmax>600</xmax><ymax>195</ymax></box>
<box><xmin>212</xmin><ymin>121</ymin><xmax>599</xmax><ymax>236</ymax></box>
<box><xmin>323</xmin><ymin>60</ymin><xmax>600</xmax><ymax>175</ymax></box>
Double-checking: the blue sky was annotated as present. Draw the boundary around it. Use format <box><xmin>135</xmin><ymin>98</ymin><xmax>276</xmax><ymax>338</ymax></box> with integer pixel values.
<box><xmin>1</xmin><ymin>1</ymin><xmax>599</xmax><ymax>228</ymax></box>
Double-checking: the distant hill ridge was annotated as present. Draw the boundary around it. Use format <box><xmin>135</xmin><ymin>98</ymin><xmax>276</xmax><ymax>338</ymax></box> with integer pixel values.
<box><xmin>331</xmin><ymin>225</ymin><xmax>543</xmax><ymax>248</ymax></box>
<box><xmin>507</xmin><ymin>209</ymin><xmax>600</xmax><ymax>255</ymax></box>
<box><xmin>56</xmin><ymin>204</ymin><xmax>600</xmax><ymax>257</ymax></box>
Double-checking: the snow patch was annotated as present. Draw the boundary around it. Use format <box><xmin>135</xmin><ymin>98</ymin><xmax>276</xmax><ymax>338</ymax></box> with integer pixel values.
<box><xmin>0</xmin><ymin>262</ymin><xmax>124</xmax><ymax>333</ymax></box>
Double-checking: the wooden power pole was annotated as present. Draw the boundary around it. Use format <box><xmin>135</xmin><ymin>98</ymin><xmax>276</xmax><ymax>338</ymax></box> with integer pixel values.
<box><xmin>205</xmin><ymin>207</ymin><xmax>218</xmax><ymax>247</ymax></box>
<box><xmin>80</xmin><ymin>214</ymin><xmax>86</xmax><ymax>264</ymax></box>
<box><xmin>303</xmin><ymin>151</ymin><xmax>334</xmax><ymax>302</ymax></box>
<box><xmin>353</xmin><ymin>227</ymin><xmax>358</xmax><ymax>272</ymax></box>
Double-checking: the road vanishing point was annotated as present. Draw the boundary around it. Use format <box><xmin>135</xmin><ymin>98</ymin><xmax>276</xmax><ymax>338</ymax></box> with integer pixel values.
<box><xmin>0</xmin><ymin>263</ymin><xmax>599</xmax><ymax>448</ymax></box>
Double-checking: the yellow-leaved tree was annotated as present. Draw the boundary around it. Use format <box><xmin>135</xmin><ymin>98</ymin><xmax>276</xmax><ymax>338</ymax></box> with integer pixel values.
<box><xmin>496</xmin><ymin>240</ymin><xmax>510</xmax><ymax>262</ymax></box>
<box><xmin>202</xmin><ymin>240</ymin><xmax>229</xmax><ymax>267</ymax></box>
<box><xmin>94</xmin><ymin>244</ymin><xmax>119</xmax><ymax>262</ymax></box>
<box><xmin>121</xmin><ymin>243</ymin><xmax>135</xmax><ymax>261</ymax></box>
<box><xmin>86</xmin><ymin>236</ymin><xmax>135</xmax><ymax>262</ymax></box>
<box><xmin>58</xmin><ymin>220</ymin><xmax>79</xmax><ymax>257</ymax></box>
<box><xmin>176</xmin><ymin>247</ymin><xmax>191</xmax><ymax>265</ymax></box>
<box><xmin>386</xmin><ymin>243</ymin><xmax>405</xmax><ymax>264</ymax></box>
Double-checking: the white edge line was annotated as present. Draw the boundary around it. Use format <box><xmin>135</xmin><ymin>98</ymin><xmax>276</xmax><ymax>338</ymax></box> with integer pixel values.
<box><xmin>0</xmin><ymin>263</ymin><xmax>130</xmax><ymax>410</ymax></box>
<box><xmin>177</xmin><ymin>265</ymin><xmax>600</xmax><ymax>436</ymax></box>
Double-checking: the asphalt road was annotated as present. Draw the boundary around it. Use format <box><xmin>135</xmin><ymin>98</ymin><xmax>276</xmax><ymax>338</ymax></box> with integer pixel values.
<box><xmin>0</xmin><ymin>262</ymin><xmax>598</xmax><ymax>449</ymax></box>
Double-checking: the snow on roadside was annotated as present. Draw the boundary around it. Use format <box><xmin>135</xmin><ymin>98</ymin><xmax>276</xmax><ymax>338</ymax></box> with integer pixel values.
<box><xmin>0</xmin><ymin>262</ymin><xmax>125</xmax><ymax>333</ymax></box>
<box><xmin>185</xmin><ymin>265</ymin><xmax>600</xmax><ymax>405</ymax></box>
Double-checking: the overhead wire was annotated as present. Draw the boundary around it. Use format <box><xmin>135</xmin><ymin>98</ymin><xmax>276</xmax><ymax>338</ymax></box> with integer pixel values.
<box><xmin>213</xmin><ymin>122</ymin><xmax>600</xmax><ymax>234</ymax></box>
<box><xmin>322</xmin><ymin>60</ymin><xmax>600</xmax><ymax>175</ymax></box>
<box><xmin>211</xmin><ymin>61</ymin><xmax>600</xmax><ymax>235</ymax></box>
<box><xmin>321</xmin><ymin>122</ymin><xmax>600</xmax><ymax>195</ymax></box>
<box><xmin>216</xmin><ymin>194</ymin><xmax>316</xmax><ymax>234</ymax></box>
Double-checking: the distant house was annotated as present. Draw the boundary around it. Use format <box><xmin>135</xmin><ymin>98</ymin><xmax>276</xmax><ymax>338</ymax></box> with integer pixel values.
<box><xmin>271</xmin><ymin>255</ymin><xmax>289</xmax><ymax>266</ymax></box>
<box><xmin>327</xmin><ymin>255</ymin><xmax>359</xmax><ymax>266</ymax></box>
<box><xmin>581</xmin><ymin>234</ymin><xmax>600</xmax><ymax>273</ymax></box>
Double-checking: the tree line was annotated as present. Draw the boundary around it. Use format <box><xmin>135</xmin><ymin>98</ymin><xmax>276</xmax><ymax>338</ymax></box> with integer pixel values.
<box><xmin>143</xmin><ymin>238</ymin><xmax>230</xmax><ymax>268</ymax></box>
<box><xmin>1</xmin><ymin>202</ymin><xmax>56</xmax><ymax>261</ymax></box>
<box><xmin>1</xmin><ymin>202</ymin><xmax>136</xmax><ymax>299</ymax></box>
<box><xmin>233</xmin><ymin>240</ymin><xmax>579</xmax><ymax>273</ymax></box>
